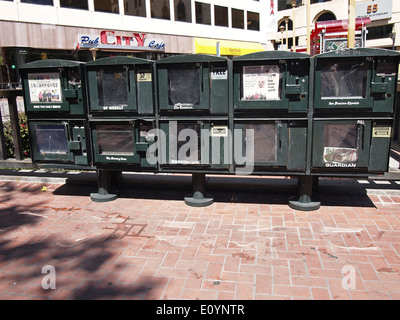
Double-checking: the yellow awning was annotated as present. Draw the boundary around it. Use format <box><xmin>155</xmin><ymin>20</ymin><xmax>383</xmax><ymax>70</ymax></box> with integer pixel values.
<box><xmin>194</xmin><ymin>38</ymin><xmax>265</xmax><ymax>56</ymax></box>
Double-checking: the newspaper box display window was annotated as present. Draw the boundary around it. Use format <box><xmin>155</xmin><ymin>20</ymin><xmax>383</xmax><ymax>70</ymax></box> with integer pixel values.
<box><xmin>91</xmin><ymin>120</ymin><xmax>157</xmax><ymax>169</ymax></box>
<box><xmin>158</xmin><ymin>120</ymin><xmax>230</xmax><ymax>171</ymax></box>
<box><xmin>86</xmin><ymin>56</ymin><xmax>154</xmax><ymax>115</ymax></box>
<box><xmin>233</xmin><ymin>51</ymin><xmax>310</xmax><ymax>112</ymax></box>
<box><xmin>156</xmin><ymin>54</ymin><xmax>229</xmax><ymax>114</ymax></box>
<box><xmin>28</xmin><ymin>120</ymin><xmax>89</xmax><ymax>166</ymax></box>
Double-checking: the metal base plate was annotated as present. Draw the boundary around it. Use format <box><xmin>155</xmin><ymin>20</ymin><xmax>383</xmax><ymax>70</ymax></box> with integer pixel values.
<box><xmin>184</xmin><ymin>195</ymin><xmax>214</xmax><ymax>207</ymax></box>
<box><xmin>288</xmin><ymin>196</ymin><xmax>321</xmax><ymax>211</ymax></box>
<box><xmin>90</xmin><ymin>192</ymin><xmax>118</xmax><ymax>203</ymax></box>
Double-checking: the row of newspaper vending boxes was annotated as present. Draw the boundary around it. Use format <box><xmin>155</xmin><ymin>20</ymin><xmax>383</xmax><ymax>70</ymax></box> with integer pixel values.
<box><xmin>19</xmin><ymin>48</ymin><xmax>400</xmax><ymax>177</ymax></box>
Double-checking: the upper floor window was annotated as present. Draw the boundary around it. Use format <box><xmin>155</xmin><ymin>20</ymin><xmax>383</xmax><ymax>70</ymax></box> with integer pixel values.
<box><xmin>94</xmin><ymin>0</ymin><xmax>119</xmax><ymax>14</ymax></box>
<box><xmin>214</xmin><ymin>5</ymin><xmax>228</xmax><ymax>27</ymax></box>
<box><xmin>195</xmin><ymin>2</ymin><xmax>211</xmax><ymax>25</ymax></box>
<box><xmin>247</xmin><ymin>11</ymin><xmax>259</xmax><ymax>31</ymax></box>
<box><xmin>278</xmin><ymin>0</ymin><xmax>302</xmax><ymax>11</ymax></box>
<box><xmin>151</xmin><ymin>0</ymin><xmax>170</xmax><ymax>20</ymax></box>
<box><xmin>125</xmin><ymin>0</ymin><xmax>146</xmax><ymax>17</ymax></box>
<box><xmin>316</xmin><ymin>12</ymin><xmax>336</xmax><ymax>22</ymax></box>
<box><xmin>20</xmin><ymin>0</ymin><xmax>54</xmax><ymax>5</ymax></box>
<box><xmin>232</xmin><ymin>8</ymin><xmax>244</xmax><ymax>29</ymax></box>
<box><xmin>174</xmin><ymin>0</ymin><xmax>191</xmax><ymax>23</ymax></box>
<box><xmin>278</xmin><ymin>19</ymin><xmax>293</xmax><ymax>31</ymax></box>
<box><xmin>367</xmin><ymin>24</ymin><xmax>393</xmax><ymax>41</ymax></box>
<box><xmin>60</xmin><ymin>0</ymin><xmax>88</xmax><ymax>10</ymax></box>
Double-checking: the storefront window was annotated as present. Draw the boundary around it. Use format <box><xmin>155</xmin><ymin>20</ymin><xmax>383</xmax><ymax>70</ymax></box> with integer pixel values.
<box><xmin>232</xmin><ymin>8</ymin><xmax>244</xmax><ymax>29</ymax></box>
<box><xmin>20</xmin><ymin>0</ymin><xmax>54</xmax><ymax>5</ymax></box>
<box><xmin>214</xmin><ymin>5</ymin><xmax>228</xmax><ymax>27</ymax></box>
<box><xmin>94</xmin><ymin>0</ymin><xmax>119</xmax><ymax>14</ymax></box>
<box><xmin>60</xmin><ymin>0</ymin><xmax>88</xmax><ymax>10</ymax></box>
<box><xmin>151</xmin><ymin>0</ymin><xmax>170</xmax><ymax>20</ymax></box>
<box><xmin>174</xmin><ymin>0</ymin><xmax>191</xmax><ymax>23</ymax></box>
<box><xmin>247</xmin><ymin>11</ymin><xmax>259</xmax><ymax>31</ymax></box>
<box><xmin>195</xmin><ymin>2</ymin><xmax>211</xmax><ymax>25</ymax></box>
<box><xmin>125</xmin><ymin>0</ymin><xmax>146</xmax><ymax>17</ymax></box>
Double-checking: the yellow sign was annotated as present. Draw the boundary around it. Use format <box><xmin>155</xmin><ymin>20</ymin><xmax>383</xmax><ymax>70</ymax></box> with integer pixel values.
<box><xmin>195</xmin><ymin>38</ymin><xmax>265</xmax><ymax>56</ymax></box>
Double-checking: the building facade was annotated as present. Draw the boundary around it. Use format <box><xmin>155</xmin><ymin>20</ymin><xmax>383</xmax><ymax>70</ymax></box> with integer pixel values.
<box><xmin>0</xmin><ymin>0</ymin><xmax>399</xmax><ymax>85</ymax></box>
<box><xmin>271</xmin><ymin>0</ymin><xmax>399</xmax><ymax>52</ymax></box>
<box><xmin>0</xmin><ymin>0</ymin><xmax>271</xmax><ymax>84</ymax></box>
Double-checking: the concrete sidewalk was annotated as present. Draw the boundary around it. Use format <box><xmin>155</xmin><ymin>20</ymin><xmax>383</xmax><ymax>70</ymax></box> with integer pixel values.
<box><xmin>0</xmin><ymin>173</ymin><xmax>399</xmax><ymax>300</ymax></box>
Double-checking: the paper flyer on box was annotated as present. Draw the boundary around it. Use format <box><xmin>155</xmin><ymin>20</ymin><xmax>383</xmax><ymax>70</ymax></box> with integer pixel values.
<box><xmin>242</xmin><ymin>65</ymin><xmax>281</xmax><ymax>101</ymax></box>
<box><xmin>323</xmin><ymin>147</ymin><xmax>358</xmax><ymax>163</ymax></box>
<box><xmin>28</xmin><ymin>73</ymin><xmax>62</xmax><ymax>103</ymax></box>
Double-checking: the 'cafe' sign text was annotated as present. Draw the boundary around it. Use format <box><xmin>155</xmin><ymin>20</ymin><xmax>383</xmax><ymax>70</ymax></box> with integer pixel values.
<box><xmin>77</xmin><ymin>31</ymin><xmax>165</xmax><ymax>52</ymax></box>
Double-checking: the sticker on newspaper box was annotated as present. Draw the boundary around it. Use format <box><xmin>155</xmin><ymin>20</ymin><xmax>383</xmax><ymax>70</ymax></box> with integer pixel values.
<box><xmin>137</xmin><ymin>71</ymin><xmax>152</xmax><ymax>82</ymax></box>
<box><xmin>211</xmin><ymin>126</ymin><xmax>228</xmax><ymax>137</ymax></box>
<box><xmin>324</xmin><ymin>147</ymin><xmax>358</xmax><ymax>165</ymax></box>
<box><xmin>372</xmin><ymin>126</ymin><xmax>391</xmax><ymax>138</ymax></box>
<box><xmin>28</xmin><ymin>73</ymin><xmax>62</xmax><ymax>103</ymax></box>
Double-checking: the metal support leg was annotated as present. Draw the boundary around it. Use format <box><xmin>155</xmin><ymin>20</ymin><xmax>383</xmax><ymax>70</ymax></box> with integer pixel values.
<box><xmin>288</xmin><ymin>175</ymin><xmax>320</xmax><ymax>211</ymax></box>
<box><xmin>184</xmin><ymin>173</ymin><xmax>214</xmax><ymax>207</ymax></box>
<box><xmin>90</xmin><ymin>169</ymin><xmax>118</xmax><ymax>202</ymax></box>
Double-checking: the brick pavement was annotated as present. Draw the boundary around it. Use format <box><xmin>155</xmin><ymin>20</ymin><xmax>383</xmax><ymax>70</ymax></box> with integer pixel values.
<box><xmin>0</xmin><ymin>176</ymin><xmax>400</xmax><ymax>300</ymax></box>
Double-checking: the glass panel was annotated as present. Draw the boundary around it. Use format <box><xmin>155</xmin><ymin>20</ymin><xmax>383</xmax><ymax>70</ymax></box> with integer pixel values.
<box><xmin>367</xmin><ymin>24</ymin><xmax>393</xmax><ymax>41</ymax></box>
<box><xmin>320</xmin><ymin>61</ymin><xmax>367</xmax><ymax>98</ymax></box>
<box><xmin>174</xmin><ymin>0</ymin><xmax>191</xmax><ymax>22</ymax></box>
<box><xmin>68</xmin><ymin>68</ymin><xmax>81</xmax><ymax>85</ymax></box>
<box><xmin>323</xmin><ymin>124</ymin><xmax>358</xmax><ymax>163</ymax></box>
<box><xmin>97</xmin><ymin>68</ymin><xmax>128</xmax><ymax>107</ymax></box>
<box><xmin>247</xmin><ymin>11</ymin><xmax>259</xmax><ymax>31</ymax></box>
<box><xmin>244</xmin><ymin>123</ymin><xmax>277</xmax><ymax>163</ymax></box>
<box><xmin>195</xmin><ymin>2</ymin><xmax>211</xmax><ymax>25</ymax></box>
<box><xmin>241</xmin><ymin>65</ymin><xmax>283</xmax><ymax>101</ymax></box>
<box><xmin>376</xmin><ymin>60</ymin><xmax>397</xmax><ymax>76</ymax></box>
<box><xmin>94</xmin><ymin>0</ymin><xmax>119</xmax><ymax>13</ymax></box>
<box><xmin>215</xmin><ymin>5</ymin><xmax>228</xmax><ymax>27</ymax></box>
<box><xmin>170</xmin><ymin>123</ymin><xmax>201</xmax><ymax>164</ymax></box>
<box><xmin>34</xmin><ymin>125</ymin><xmax>68</xmax><ymax>154</ymax></box>
<box><xmin>60</xmin><ymin>0</ymin><xmax>88</xmax><ymax>10</ymax></box>
<box><xmin>97</xmin><ymin>125</ymin><xmax>134</xmax><ymax>156</ymax></box>
<box><xmin>232</xmin><ymin>8</ymin><xmax>244</xmax><ymax>29</ymax></box>
<box><xmin>151</xmin><ymin>0</ymin><xmax>170</xmax><ymax>20</ymax></box>
<box><xmin>168</xmin><ymin>66</ymin><xmax>200</xmax><ymax>106</ymax></box>
<box><xmin>125</xmin><ymin>0</ymin><xmax>146</xmax><ymax>17</ymax></box>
